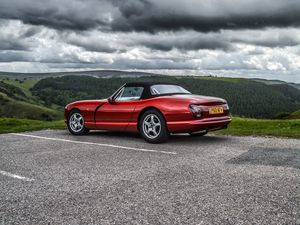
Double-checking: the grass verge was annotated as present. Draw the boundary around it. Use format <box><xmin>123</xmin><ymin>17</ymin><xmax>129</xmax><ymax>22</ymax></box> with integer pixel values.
<box><xmin>0</xmin><ymin>117</ymin><xmax>299</xmax><ymax>139</ymax></box>
<box><xmin>0</xmin><ymin>118</ymin><xmax>65</xmax><ymax>134</ymax></box>
<box><xmin>215</xmin><ymin>117</ymin><xmax>300</xmax><ymax>139</ymax></box>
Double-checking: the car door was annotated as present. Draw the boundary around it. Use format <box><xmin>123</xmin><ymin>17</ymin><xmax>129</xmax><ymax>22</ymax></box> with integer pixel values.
<box><xmin>95</xmin><ymin>86</ymin><xmax>144</xmax><ymax>131</ymax></box>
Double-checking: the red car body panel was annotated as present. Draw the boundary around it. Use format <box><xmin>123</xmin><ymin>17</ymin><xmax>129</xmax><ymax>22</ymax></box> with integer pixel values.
<box><xmin>65</xmin><ymin>94</ymin><xmax>231</xmax><ymax>134</ymax></box>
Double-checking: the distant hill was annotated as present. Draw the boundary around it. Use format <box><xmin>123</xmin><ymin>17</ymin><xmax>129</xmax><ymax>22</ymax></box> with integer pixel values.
<box><xmin>0</xmin><ymin>70</ymin><xmax>162</xmax><ymax>80</ymax></box>
<box><xmin>31</xmin><ymin>75</ymin><xmax>300</xmax><ymax>119</ymax></box>
<box><xmin>1</xmin><ymin>70</ymin><xmax>299</xmax><ymax>89</ymax></box>
<box><xmin>252</xmin><ymin>78</ymin><xmax>300</xmax><ymax>90</ymax></box>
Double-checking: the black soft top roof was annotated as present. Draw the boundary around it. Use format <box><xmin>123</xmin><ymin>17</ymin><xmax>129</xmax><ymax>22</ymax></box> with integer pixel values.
<box><xmin>123</xmin><ymin>82</ymin><xmax>184</xmax><ymax>99</ymax></box>
<box><xmin>124</xmin><ymin>82</ymin><xmax>174</xmax><ymax>87</ymax></box>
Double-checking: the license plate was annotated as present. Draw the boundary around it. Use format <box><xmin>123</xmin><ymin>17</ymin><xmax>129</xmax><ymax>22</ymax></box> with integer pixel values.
<box><xmin>209</xmin><ymin>107</ymin><xmax>224</xmax><ymax>114</ymax></box>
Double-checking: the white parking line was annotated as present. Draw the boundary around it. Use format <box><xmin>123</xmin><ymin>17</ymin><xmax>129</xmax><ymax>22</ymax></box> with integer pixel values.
<box><xmin>11</xmin><ymin>133</ymin><xmax>177</xmax><ymax>155</ymax></box>
<box><xmin>0</xmin><ymin>170</ymin><xmax>34</xmax><ymax>182</ymax></box>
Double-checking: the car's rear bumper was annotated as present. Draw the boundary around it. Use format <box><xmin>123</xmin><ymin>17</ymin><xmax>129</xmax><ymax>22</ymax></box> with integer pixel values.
<box><xmin>167</xmin><ymin>116</ymin><xmax>231</xmax><ymax>133</ymax></box>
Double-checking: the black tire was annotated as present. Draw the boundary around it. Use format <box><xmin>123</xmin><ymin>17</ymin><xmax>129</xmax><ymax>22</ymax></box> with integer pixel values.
<box><xmin>189</xmin><ymin>131</ymin><xmax>208</xmax><ymax>136</ymax></box>
<box><xmin>139</xmin><ymin>109</ymin><xmax>169</xmax><ymax>143</ymax></box>
<box><xmin>67</xmin><ymin>109</ymin><xmax>89</xmax><ymax>135</ymax></box>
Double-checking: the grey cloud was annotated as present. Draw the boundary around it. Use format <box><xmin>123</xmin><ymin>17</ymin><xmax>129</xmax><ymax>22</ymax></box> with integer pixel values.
<box><xmin>112</xmin><ymin>0</ymin><xmax>300</xmax><ymax>33</ymax></box>
<box><xmin>138</xmin><ymin>37</ymin><xmax>232</xmax><ymax>51</ymax></box>
<box><xmin>123</xmin><ymin>28</ymin><xmax>300</xmax><ymax>52</ymax></box>
<box><xmin>248</xmin><ymin>48</ymin><xmax>266</xmax><ymax>55</ymax></box>
<box><xmin>0</xmin><ymin>38</ymin><xmax>40</xmax><ymax>52</ymax></box>
<box><xmin>111</xmin><ymin>58</ymin><xmax>197</xmax><ymax>70</ymax></box>
<box><xmin>0</xmin><ymin>0</ymin><xmax>116</xmax><ymax>30</ymax></box>
<box><xmin>232</xmin><ymin>30</ymin><xmax>300</xmax><ymax>48</ymax></box>
<box><xmin>44</xmin><ymin>58</ymin><xmax>191</xmax><ymax>70</ymax></box>
<box><xmin>64</xmin><ymin>30</ymin><xmax>233</xmax><ymax>53</ymax></box>
<box><xmin>239</xmin><ymin>38</ymin><xmax>300</xmax><ymax>48</ymax></box>
<box><xmin>0</xmin><ymin>51</ymin><xmax>33</xmax><ymax>62</ymax></box>
<box><xmin>113</xmin><ymin>0</ymin><xmax>150</xmax><ymax>19</ymax></box>
<box><xmin>46</xmin><ymin>62</ymin><xmax>113</xmax><ymax>70</ymax></box>
<box><xmin>20</xmin><ymin>27</ymin><xmax>42</xmax><ymax>38</ymax></box>
<box><xmin>1</xmin><ymin>0</ymin><xmax>300</xmax><ymax>33</ymax></box>
<box><xmin>67</xmin><ymin>37</ymin><xmax>118</xmax><ymax>53</ymax></box>
<box><xmin>0</xmin><ymin>19</ymin><xmax>42</xmax><ymax>51</ymax></box>
<box><xmin>0</xmin><ymin>40</ymin><xmax>28</xmax><ymax>51</ymax></box>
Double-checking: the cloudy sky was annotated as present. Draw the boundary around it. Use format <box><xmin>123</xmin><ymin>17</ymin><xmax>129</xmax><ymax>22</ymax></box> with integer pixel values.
<box><xmin>0</xmin><ymin>0</ymin><xmax>300</xmax><ymax>82</ymax></box>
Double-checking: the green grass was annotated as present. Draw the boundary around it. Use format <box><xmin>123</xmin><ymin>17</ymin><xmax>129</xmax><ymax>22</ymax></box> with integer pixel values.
<box><xmin>0</xmin><ymin>118</ymin><xmax>65</xmax><ymax>134</ymax></box>
<box><xmin>0</xmin><ymin>117</ymin><xmax>299</xmax><ymax>139</ymax></box>
<box><xmin>216</xmin><ymin>117</ymin><xmax>300</xmax><ymax>139</ymax></box>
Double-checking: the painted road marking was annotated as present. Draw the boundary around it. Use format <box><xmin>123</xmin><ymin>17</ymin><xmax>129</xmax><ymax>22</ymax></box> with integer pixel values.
<box><xmin>11</xmin><ymin>133</ymin><xmax>177</xmax><ymax>155</ymax></box>
<box><xmin>0</xmin><ymin>170</ymin><xmax>34</xmax><ymax>182</ymax></box>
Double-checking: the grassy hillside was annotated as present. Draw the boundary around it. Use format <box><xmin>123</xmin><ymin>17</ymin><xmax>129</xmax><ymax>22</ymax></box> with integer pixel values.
<box><xmin>1</xmin><ymin>117</ymin><xmax>299</xmax><ymax>139</ymax></box>
<box><xmin>290</xmin><ymin>109</ymin><xmax>300</xmax><ymax>119</ymax></box>
<box><xmin>31</xmin><ymin>75</ymin><xmax>300</xmax><ymax>119</ymax></box>
<box><xmin>3</xmin><ymin>78</ymin><xmax>37</xmax><ymax>97</ymax></box>
<box><xmin>0</xmin><ymin>94</ymin><xmax>61</xmax><ymax>120</ymax></box>
<box><xmin>0</xmin><ymin>81</ymin><xmax>61</xmax><ymax>120</ymax></box>
<box><xmin>0</xmin><ymin>80</ymin><xmax>27</xmax><ymax>101</ymax></box>
<box><xmin>274</xmin><ymin>109</ymin><xmax>300</xmax><ymax>119</ymax></box>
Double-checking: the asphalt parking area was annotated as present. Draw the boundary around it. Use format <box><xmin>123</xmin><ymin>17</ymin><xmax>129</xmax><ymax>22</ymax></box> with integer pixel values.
<box><xmin>0</xmin><ymin>130</ymin><xmax>299</xmax><ymax>225</ymax></box>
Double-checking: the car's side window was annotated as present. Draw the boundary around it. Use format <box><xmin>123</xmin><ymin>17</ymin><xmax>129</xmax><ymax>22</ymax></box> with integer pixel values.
<box><xmin>115</xmin><ymin>86</ymin><xmax>144</xmax><ymax>101</ymax></box>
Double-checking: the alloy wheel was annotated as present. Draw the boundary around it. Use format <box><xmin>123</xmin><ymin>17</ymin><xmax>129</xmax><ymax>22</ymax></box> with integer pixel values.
<box><xmin>69</xmin><ymin>112</ymin><xmax>84</xmax><ymax>133</ymax></box>
<box><xmin>142</xmin><ymin>114</ymin><xmax>161</xmax><ymax>139</ymax></box>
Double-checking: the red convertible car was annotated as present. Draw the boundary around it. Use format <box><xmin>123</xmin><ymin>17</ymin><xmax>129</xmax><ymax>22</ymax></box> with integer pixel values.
<box><xmin>65</xmin><ymin>82</ymin><xmax>231</xmax><ymax>143</ymax></box>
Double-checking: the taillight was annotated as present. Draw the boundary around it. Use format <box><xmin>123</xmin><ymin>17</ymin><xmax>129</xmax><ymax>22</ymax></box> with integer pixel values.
<box><xmin>189</xmin><ymin>104</ymin><xmax>203</xmax><ymax>118</ymax></box>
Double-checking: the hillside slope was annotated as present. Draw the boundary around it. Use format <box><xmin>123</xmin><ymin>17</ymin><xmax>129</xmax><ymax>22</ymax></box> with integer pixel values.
<box><xmin>0</xmin><ymin>81</ymin><xmax>61</xmax><ymax>120</ymax></box>
<box><xmin>253</xmin><ymin>78</ymin><xmax>300</xmax><ymax>90</ymax></box>
<box><xmin>31</xmin><ymin>76</ymin><xmax>300</xmax><ymax>119</ymax></box>
<box><xmin>290</xmin><ymin>109</ymin><xmax>300</xmax><ymax>119</ymax></box>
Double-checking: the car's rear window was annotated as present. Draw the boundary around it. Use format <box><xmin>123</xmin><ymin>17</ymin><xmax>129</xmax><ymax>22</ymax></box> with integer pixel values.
<box><xmin>150</xmin><ymin>84</ymin><xmax>190</xmax><ymax>95</ymax></box>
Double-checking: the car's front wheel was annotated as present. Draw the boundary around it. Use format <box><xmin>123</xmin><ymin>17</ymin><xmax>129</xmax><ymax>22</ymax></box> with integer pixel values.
<box><xmin>67</xmin><ymin>110</ymin><xmax>89</xmax><ymax>135</ymax></box>
<box><xmin>139</xmin><ymin>109</ymin><xmax>169</xmax><ymax>143</ymax></box>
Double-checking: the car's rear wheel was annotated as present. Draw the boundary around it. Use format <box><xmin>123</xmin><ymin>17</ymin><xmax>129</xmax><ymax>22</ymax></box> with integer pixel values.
<box><xmin>139</xmin><ymin>109</ymin><xmax>169</xmax><ymax>143</ymax></box>
<box><xmin>67</xmin><ymin>110</ymin><xmax>89</xmax><ymax>135</ymax></box>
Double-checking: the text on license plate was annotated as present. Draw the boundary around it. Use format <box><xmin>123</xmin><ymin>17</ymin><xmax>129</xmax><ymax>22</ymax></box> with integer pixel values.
<box><xmin>209</xmin><ymin>107</ymin><xmax>224</xmax><ymax>114</ymax></box>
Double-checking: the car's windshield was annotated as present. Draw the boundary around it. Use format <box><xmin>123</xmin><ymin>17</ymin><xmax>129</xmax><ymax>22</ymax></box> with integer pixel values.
<box><xmin>115</xmin><ymin>86</ymin><xmax>144</xmax><ymax>101</ymax></box>
<box><xmin>150</xmin><ymin>84</ymin><xmax>191</xmax><ymax>95</ymax></box>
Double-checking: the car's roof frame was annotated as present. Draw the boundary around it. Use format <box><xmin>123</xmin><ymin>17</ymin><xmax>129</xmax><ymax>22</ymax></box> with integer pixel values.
<box><xmin>122</xmin><ymin>82</ymin><xmax>190</xmax><ymax>99</ymax></box>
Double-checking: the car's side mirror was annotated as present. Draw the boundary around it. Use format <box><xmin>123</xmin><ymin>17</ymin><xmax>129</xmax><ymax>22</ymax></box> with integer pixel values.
<box><xmin>108</xmin><ymin>97</ymin><xmax>115</xmax><ymax>104</ymax></box>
